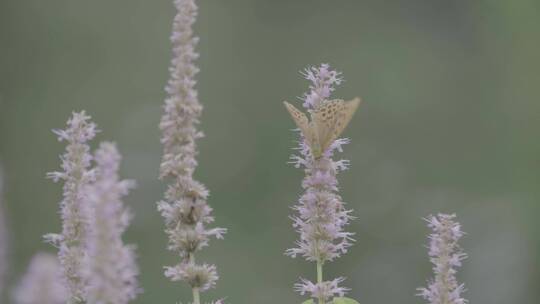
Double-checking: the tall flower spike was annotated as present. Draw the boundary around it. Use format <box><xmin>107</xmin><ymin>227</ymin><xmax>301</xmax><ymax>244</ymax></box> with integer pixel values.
<box><xmin>83</xmin><ymin>142</ymin><xmax>139</xmax><ymax>304</ymax></box>
<box><xmin>13</xmin><ymin>253</ymin><xmax>67</xmax><ymax>304</ymax></box>
<box><xmin>418</xmin><ymin>213</ymin><xmax>468</xmax><ymax>304</ymax></box>
<box><xmin>285</xmin><ymin>64</ymin><xmax>357</xmax><ymax>304</ymax></box>
<box><xmin>44</xmin><ymin>111</ymin><xmax>98</xmax><ymax>303</ymax></box>
<box><xmin>157</xmin><ymin>0</ymin><xmax>226</xmax><ymax>303</ymax></box>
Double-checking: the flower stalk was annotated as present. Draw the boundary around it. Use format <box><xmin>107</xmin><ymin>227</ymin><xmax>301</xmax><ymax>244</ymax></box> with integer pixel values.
<box><xmin>316</xmin><ymin>261</ymin><xmax>324</xmax><ymax>304</ymax></box>
<box><xmin>192</xmin><ymin>288</ymin><xmax>200</xmax><ymax>304</ymax></box>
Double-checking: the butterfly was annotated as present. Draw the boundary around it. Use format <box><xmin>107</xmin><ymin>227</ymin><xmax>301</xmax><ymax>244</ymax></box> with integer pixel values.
<box><xmin>284</xmin><ymin>98</ymin><xmax>361</xmax><ymax>159</ymax></box>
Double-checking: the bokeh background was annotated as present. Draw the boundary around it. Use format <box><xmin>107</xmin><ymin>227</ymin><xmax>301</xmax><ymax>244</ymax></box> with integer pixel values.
<box><xmin>1</xmin><ymin>0</ymin><xmax>539</xmax><ymax>303</ymax></box>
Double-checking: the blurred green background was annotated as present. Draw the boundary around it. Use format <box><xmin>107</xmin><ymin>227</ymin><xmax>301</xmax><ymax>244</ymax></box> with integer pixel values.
<box><xmin>1</xmin><ymin>0</ymin><xmax>539</xmax><ymax>303</ymax></box>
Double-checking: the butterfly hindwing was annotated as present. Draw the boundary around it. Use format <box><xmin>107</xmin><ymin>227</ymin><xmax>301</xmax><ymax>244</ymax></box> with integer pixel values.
<box><xmin>312</xmin><ymin>99</ymin><xmax>344</xmax><ymax>152</ymax></box>
<box><xmin>313</xmin><ymin>98</ymin><xmax>361</xmax><ymax>152</ymax></box>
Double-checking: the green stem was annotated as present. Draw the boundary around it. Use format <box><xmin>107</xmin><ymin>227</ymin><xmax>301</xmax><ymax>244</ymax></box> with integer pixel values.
<box><xmin>188</xmin><ymin>253</ymin><xmax>200</xmax><ymax>304</ymax></box>
<box><xmin>192</xmin><ymin>287</ymin><xmax>201</xmax><ymax>304</ymax></box>
<box><xmin>317</xmin><ymin>260</ymin><xmax>324</xmax><ymax>304</ymax></box>
<box><xmin>317</xmin><ymin>261</ymin><xmax>323</xmax><ymax>284</ymax></box>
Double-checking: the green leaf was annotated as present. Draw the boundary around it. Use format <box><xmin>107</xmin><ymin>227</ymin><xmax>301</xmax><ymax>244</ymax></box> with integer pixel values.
<box><xmin>301</xmin><ymin>300</ymin><xmax>315</xmax><ymax>304</ymax></box>
<box><xmin>333</xmin><ymin>297</ymin><xmax>360</xmax><ymax>304</ymax></box>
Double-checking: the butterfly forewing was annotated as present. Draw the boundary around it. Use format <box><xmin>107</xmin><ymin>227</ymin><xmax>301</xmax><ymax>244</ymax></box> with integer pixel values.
<box><xmin>312</xmin><ymin>100</ymin><xmax>343</xmax><ymax>152</ymax></box>
<box><xmin>313</xmin><ymin>98</ymin><xmax>361</xmax><ymax>152</ymax></box>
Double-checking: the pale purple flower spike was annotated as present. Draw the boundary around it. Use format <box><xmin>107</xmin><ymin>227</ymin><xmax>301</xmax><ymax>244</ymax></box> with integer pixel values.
<box><xmin>83</xmin><ymin>142</ymin><xmax>139</xmax><ymax>304</ymax></box>
<box><xmin>418</xmin><ymin>213</ymin><xmax>468</xmax><ymax>304</ymax></box>
<box><xmin>44</xmin><ymin>111</ymin><xmax>98</xmax><ymax>303</ymax></box>
<box><xmin>287</xmin><ymin>64</ymin><xmax>354</xmax><ymax>302</ymax></box>
<box><xmin>13</xmin><ymin>253</ymin><xmax>67</xmax><ymax>304</ymax></box>
<box><xmin>157</xmin><ymin>0</ymin><xmax>225</xmax><ymax>300</ymax></box>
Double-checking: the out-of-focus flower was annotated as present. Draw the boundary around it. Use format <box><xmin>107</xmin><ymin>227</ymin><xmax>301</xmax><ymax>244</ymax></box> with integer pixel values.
<box><xmin>0</xmin><ymin>168</ymin><xmax>7</xmax><ymax>299</ymax></box>
<box><xmin>44</xmin><ymin>111</ymin><xmax>98</xmax><ymax>303</ymax></box>
<box><xmin>13</xmin><ymin>253</ymin><xmax>67</xmax><ymax>304</ymax></box>
<box><xmin>418</xmin><ymin>213</ymin><xmax>468</xmax><ymax>304</ymax></box>
<box><xmin>83</xmin><ymin>142</ymin><xmax>139</xmax><ymax>304</ymax></box>
<box><xmin>302</xmin><ymin>64</ymin><xmax>343</xmax><ymax>109</ymax></box>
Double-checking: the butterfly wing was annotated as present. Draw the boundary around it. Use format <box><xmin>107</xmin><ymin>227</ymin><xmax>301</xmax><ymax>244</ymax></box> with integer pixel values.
<box><xmin>313</xmin><ymin>97</ymin><xmax>361</xmax><ymax>153</ymax></box>
<box><xmin>312</xmin><ymin>99</ymin><xmax>343</xmax><ymax>153</ymax></box>
<box><xmin>333</xmin><ymin>97</ymin><xmax>361</xmax><ymax>140</ymax></box>
<box><xmin>284</xmin><ymin>101</ymin><xmax>317</xmax><ymax>148</ymax></box>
